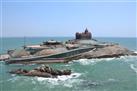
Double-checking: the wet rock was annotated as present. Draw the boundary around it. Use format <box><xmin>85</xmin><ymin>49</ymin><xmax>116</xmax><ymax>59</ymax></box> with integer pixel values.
<box><xmin>9</xmin><ymin>68</ymin><xmax>28</xmax><ymax>74</ymax></box>
<box><xmin>9</xmin><ymin>65</ymin><xmax>71</xmax><ymax>78</ymax></box>
<box><xmin>62</xmin><ymin>69</ymin><xmax>71</xmax><ymax>75</ymax></box>
<box><xmin>25</xmin><ymin>70</ymin><xmax>53</xmax><ymax>77</ymax></box>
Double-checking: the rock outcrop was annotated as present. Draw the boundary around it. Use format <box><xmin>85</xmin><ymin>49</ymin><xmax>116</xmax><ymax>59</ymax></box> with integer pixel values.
<box><xmin>66</xmin><ymin>44</ymin><xmax>137</xmax><ymax>60</ymax></box>
<box><xmin>9</xmin><ymin>65</ymin><xmax>71</xmax><ymax>78</ymax></box>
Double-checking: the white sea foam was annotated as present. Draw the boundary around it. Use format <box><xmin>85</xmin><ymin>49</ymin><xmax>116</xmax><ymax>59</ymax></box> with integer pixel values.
<box><xmin>107</xmin><ymin>78</ymin><xmax>117</xmax><ymax>82</ymax></box>
<box><xmin>72</xmin><ymin>58</ymin><xmax>116</xmax><ymax>65</ymax></box>
<box><xmin>73</xmin><ymin>59</ymin><xmax>96</xmax><ymax>65</ymax></box>
<box><xmin>35</xmin><ymin>72</ymin><xmax>81</xmax><ymax>87</ymax></box>
<box><xmin>36</xmin><ymin>72</ymin><xmax>81</xmax><ymax>82</ymax></box>
<box><xmin>8</xmin><ymin>74</ymin><xmax>82</xmax><ymax>88</ymax></box>
<box><xmin>120</xmin><ymin>56</ymin><xmax>137</xmax><ymax>63</ymax></box>
<box><xmin>63</xmin><ymin>64</ymin><xmax>71</xmax><ymax>67</ymax></box>
<box><xmin>130</xmin><ymin>64</ymin><xmax>137</xmax><ymax>73</ymax></box>
<box><xmin>73</xmin><ymin>55</ymin><xmax>137</xmax><ymax>66</ymax></box>
<box><xmin>134</xmin><ymin>51</ymin><xmax>137</xmax><ymax>54</ymax></box>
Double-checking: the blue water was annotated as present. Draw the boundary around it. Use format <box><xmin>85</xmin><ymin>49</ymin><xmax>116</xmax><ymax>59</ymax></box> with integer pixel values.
<box><xmin>0</xmin><ymin>37</ymin><xmax>137</xmax><ymax>91</ymax></box>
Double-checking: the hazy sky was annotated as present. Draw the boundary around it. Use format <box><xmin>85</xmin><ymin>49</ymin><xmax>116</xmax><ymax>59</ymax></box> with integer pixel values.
<box><xmin>0</xmin><ymin>0</ymin><xmax>136</xmax><ymax>37</ymax></box>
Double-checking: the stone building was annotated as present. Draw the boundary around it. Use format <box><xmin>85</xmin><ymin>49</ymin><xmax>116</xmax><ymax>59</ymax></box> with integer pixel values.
<box><xmin>75</xmin><ymin>28</ymin><xmax>92</xmax><ymax>40</ymax></box>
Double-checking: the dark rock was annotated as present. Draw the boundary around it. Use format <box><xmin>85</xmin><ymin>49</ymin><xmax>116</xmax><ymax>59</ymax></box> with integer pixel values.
<box><xmin>9</xmin><ymin>65</ymin><xmax>71</xmax><ymax>78</ymax></box>
<box><xmin>62</xmin><ymin>69</ymin><xmax>71</xmax><ymax>75</ymax></box>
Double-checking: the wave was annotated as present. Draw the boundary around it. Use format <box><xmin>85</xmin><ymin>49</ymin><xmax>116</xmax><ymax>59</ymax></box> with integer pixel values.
<box><xmin>35</xmin><ymin>72</ymin><xmax>82</xmax><ymax>87</ymax></box>
<box><xmin>36</xmin><ymin>72</ymin><xmax>81</xmax><ymax>82</ymax></box>
<box><xmin>72</xmin><ymin>58</ymin><xmax>116</xmax><ymax>65</ymax></box>
<box><xmin>134</xmin><ymin>51</ymin><xmax>137</xmax><ymax>54</ymax></box>
<box><xmin>72</xmin><ymin>59</ymin><xmax>96</xmax><ymax>65</ymax></box>
<box><xmin>6</xmin><ymin>72</ymin><xmax>82</xmax><ymax>88</ymax></box>
<box><xmin>120</xmin><ymin>56</ymin><xmax>137</xmax><ymax>63</ymax></box>
<box><xmin>130</xmin><ymin>64</ymin><xmax>137</xmax><ymax>73</ymax></box>
<box><xmin>71</xmin><ymin>55</ymin><xmax>137</xmax><ymax>66</ymax></box>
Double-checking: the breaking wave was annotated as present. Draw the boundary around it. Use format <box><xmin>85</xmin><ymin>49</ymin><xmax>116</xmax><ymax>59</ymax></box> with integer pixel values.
<box><xmin>7</xmin><ymin>72</ymin><xmax>82</xmax><ymax>88</ymax></box>
<box><xmin>34</xmin><ymin>72</ymin><xmax>81</xmax><ymax>87</ymax></box>
<box><xmin>36</xmin><ymin>72</ymin><xmax>81</xmax><ymax>82</ymax></box>
<box><xmin>72</xmin><ymin>55</ymin><xmax>137</xmax><ymax>66</ymax></box>
<box><xmin>120</xmin><ymin>56</ymin><xmax>137</xmax><ymax>61</ymax></box>
<box><xmin>72</xmin><ymin>58</ymin><xmax>116</xmax><ymax>65</ymax></box>
<box><xmin>72</xmin><ymin>59</ymin><xmax>97</xmax><ymax>65</ymax></box>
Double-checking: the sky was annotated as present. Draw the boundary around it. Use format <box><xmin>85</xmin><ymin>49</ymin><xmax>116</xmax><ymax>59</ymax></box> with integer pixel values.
<box><xmin>0</xmin><ymin>0</ymin><xmax>136</xmax><ymax>37</ymax></box>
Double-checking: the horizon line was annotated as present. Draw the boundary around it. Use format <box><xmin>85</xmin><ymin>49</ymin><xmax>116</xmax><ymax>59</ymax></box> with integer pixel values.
<box><xmin>1</xmin><ymin>36</ymin><xmax>137</xmax><ymax>38</ymax></box>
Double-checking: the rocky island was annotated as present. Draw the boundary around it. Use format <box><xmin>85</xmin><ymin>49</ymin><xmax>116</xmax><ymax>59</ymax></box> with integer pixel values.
<box><xmin>1</xmin><ymin>28</ymin><xmax>136</xmax><ymax>78</ymax></box>
<box><xmin>1</xmin><ymin>28</ymin><xmax>136</xmax><ymax>64</ymax></box>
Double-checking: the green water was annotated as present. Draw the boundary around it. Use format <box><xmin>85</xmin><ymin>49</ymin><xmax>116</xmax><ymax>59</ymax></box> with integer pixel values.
<box><xmin>0</xmin><ymin>37</ymin><xmax>137</xmax><ymax>91</ymax></box>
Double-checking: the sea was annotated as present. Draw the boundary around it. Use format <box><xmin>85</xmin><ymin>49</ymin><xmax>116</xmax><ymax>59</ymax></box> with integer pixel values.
<box><xmin>0</xmin><ymin>37</ymin><xmax>137</xmax><ymax>91</ymax></box>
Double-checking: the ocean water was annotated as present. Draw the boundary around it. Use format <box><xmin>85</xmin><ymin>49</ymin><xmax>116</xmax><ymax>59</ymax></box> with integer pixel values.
<box><xmin>0</xmin><ymin>37</ymin><xmax>137</xmax><ymax>91</ymax></box>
